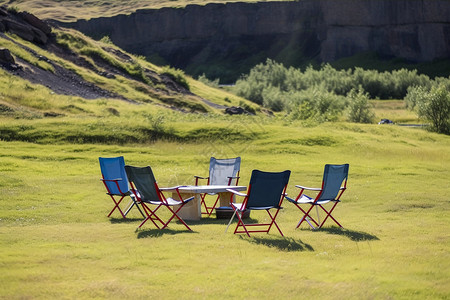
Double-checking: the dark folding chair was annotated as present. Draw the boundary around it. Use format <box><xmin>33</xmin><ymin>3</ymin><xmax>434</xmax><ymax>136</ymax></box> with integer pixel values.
<box><xmin>226</xmin><ymin>170</ymin><xmax>291</xmax><ymax>237</ymax></box>
<box><xmin>99</xmin><ymin>156</ymin><xmax>144</xmax><ymax>219</ymax></box>
<box><xmin>194</xmin><ymin>157</ymin><xmax>241</xmax><ymax>216</ymax></box>
<box><xmin>125</xmin><ymin>165</ymin><xmax>194</xmax><ymax>230</ymax></box>
<box><xmin>286</xmin><ymin>164</ymin><xmax>349</xmax><ymax>229</ymax></box>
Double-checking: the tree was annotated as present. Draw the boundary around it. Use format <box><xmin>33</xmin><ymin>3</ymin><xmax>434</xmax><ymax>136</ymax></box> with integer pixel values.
<box><xmin>414</xmin><ymin>84</ymin><xmax>450</xmax><ymax>134</ymax></box>
<box><xmin>347</xmin><ymin>87</ymin><xmax>374</xmax><ymax>123</ymax></box>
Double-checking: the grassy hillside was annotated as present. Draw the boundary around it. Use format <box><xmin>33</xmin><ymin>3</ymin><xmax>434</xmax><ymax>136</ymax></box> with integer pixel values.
<box><xmin>0</xmin><ymin>0</ymin><xmax>289</xmax><ymax>22</ymax></box>
<box><xmin>0</xmin><ymin>18</ymin><xmax>258</xmax><ymax>119</ymax></box>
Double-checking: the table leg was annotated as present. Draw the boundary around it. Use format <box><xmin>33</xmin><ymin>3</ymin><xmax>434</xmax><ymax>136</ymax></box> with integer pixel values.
<box><xmin>172</xmin><ymin>192</ymin><xmax>200</xmax><ymax>221</ymax></box>
<box><xmin>218</xmin><ymin>192</ymin><xmax>234</xmax><ymax>207</ymax></box>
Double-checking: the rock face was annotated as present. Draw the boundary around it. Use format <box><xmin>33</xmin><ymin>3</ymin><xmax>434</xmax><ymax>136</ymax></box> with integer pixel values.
<box><xmin>0</xmin><ymin>6</ymin><xmax>52</xmax><ymax>44</ymax></box>
<box><xmin>65</xmin><ymin>0</ymin><xmax>450</xmax><ymax>81</ymax></box>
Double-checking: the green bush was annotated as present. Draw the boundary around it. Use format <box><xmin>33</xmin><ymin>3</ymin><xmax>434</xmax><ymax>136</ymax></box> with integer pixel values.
<box><xmin>235</xmin><ymin>60</ymin><xmax>449</xmax><ymax>109</ymax></box>
<box><xmin>197</xmin><ymin>73</ymin><xmax>219</xmax><ymax>88</ymax></box>
<box><xmin>346</xmin><ymin>87</ymin><xmax>375</xmax><ymax>123</ymax></box>
<box><xmin>407</xmin><ymin>84</ymin><xmax>450</xmax><ymax>134</ymax></box>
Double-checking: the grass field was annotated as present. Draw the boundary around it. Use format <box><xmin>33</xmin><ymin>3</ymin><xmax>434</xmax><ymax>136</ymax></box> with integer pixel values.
<box><xmin>1</xmin><ymin>112</ymin><xmax>449</xmax><ymax>298</ymax></box>
<box><xmin>0</xmin><ymin>0</ymin><xmax>289</xmax><ymax>22</ymax></box>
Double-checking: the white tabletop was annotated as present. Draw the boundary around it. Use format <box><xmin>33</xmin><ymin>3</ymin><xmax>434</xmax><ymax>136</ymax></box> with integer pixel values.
<box><xmin>163</xmin><ymin>185</ymin><xmax>247</xmax><ymax>194</ymax></box>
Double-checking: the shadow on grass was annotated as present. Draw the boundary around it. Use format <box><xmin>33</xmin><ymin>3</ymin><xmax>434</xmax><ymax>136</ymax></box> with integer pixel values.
<box><xmin>109</xmin><ymin>217</ymin><xmax>143</xmax><ymax>224</ymax></box>
<box><xmin>188</xmin><ymin>216</ymin><xmax>258</xmax><ymax>226</ymax></box>
<box><xmin>318</xmin><ymin>226</ymin><xmax>379</xmax><ymax>242</ymax></box>
<box><xmin>239</xmin><ymin>236</ymin><xmax>314</xmax><ymax>252</ymax></box>
<box><xmin>136</xmin><ymin>228</ymin><xmax>197</xmax><ymax>239</ymax></box>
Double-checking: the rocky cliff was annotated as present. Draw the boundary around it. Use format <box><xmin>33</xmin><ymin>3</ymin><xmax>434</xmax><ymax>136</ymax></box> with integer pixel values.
<box><xmin>64</xmin><ymin>0</ymin><xmax>450</xmax><ymax>82</ymax></box>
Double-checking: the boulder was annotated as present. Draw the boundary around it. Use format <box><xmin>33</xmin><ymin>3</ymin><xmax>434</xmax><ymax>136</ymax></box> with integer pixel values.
<box><xmin>225</xmin><ymin>106</ymin><xmax>246</xmax><ymax>115</ymax></box>
<box><xmin>3</xmin><ymin>18</ymin><xmax>48</xmax><ymax>44</ymax></box>
<box><xmin>0</xmin><ymin>48</ymin><xmax>15</xmax><ymax>65</ymax></box>
<box><xmin>19</xmin><ymin>11</ymin><xmax>51</xmax><ymax>35</ymax></box>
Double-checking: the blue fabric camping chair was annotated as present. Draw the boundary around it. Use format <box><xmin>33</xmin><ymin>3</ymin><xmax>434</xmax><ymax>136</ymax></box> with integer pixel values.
<box><xmin>99</xmin><ymin>156</ymin><xmax>144</xmax><ymax>218</ymax></box>
<box><xmin>226</xmin><ymin>169</ymin><xmax>291</xmax><ymax>237</ymax></box>
<box><xmin>125</xmin><ymin>165</ymin><xmax>194</xmax><ymax>230</ymax></box>
<box><xmin>194</xmin><ymin>157</ymin><xmax>241</xmax><ymax>216</ymax></box>
<box><xmin>286</xmin><ymin>164</ymin><xmax>349</xmax><ymax>229</ymax></box>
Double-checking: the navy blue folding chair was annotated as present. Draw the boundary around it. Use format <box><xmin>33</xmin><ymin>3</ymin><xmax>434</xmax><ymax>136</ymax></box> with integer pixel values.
<box><xmin>286</xmin><ymin>164</ymin><xmax>349</xmax><ymax>229</ymax></box>
<box><xmin>226</xmin><ymin>170</ymin><xmax>290</xmax><ymax>237</ymax></box>
<box><xmin>99</xmin><ymin>156</ymin><xmax>144</xmax><ymax>218</ymax></box>
<box><xmin>125</xmin><ymin>165</ymin><xmax>194</xmax><ymax>230</ymax></box>
<box><xmin>194</xmin><ymin>157</ymin><xmax>241</xmax><ymax>216</ymax></box>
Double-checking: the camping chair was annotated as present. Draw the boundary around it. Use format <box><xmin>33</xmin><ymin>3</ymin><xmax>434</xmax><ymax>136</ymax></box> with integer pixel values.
<box><xmin>124</xmin><ymin>165</ymin><xmax>194</xmax><ymax>230</ymax></box>
<box><xmin>226</xmin><ymin>170</ymin><xmax>291</xmax><ymax>237</ymax></box>
<box><xmin>194</xmin><ymin>157</ymin><xmax>241</xmax><ymax>216</ymax></box>
<box><xmin>286</xmin><ymin>164</ymin><xmax>349</xmax><ymax>229</ymax></box>
<box><xmin>99</xmin><ymin>156</ymin><xmax>144</xmax><ymax>219</ymax></box>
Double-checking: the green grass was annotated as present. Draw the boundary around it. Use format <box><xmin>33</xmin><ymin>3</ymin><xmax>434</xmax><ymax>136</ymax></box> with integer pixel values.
<box><xmin>0</xmin><ymin>6</ymin><xmax>449</xmax><ymax>297</ymax></box>
<box><xmin>0</xmin><ymin>0</ymin><xmax>292</xmax><ymax>22</ymax></box>
<box><xmin>1</xmin><ymin>118</ymin><xmax>449</xmax><ymax>299</ymax></box>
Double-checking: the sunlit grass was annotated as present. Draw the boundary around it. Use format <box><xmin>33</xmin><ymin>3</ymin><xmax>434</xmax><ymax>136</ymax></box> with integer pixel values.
<box><xmin>0</xmin><ymin>118</ymin><xmax>449</xmax><ymax>298</ymax></box>
<box><xmin>371</xmin><ymin>100</ymin><xmax>420</xmax><ymax>124</ymax></box>
<box><xmin>0</xmin><ymin>0</ymin><xmax>292</xmax><ymax>22</ymax></box>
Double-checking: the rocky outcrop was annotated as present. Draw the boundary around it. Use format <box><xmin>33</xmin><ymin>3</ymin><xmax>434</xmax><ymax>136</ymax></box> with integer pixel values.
<box><xmin>64</xmin><ymin>0</ymin><xmax>450</xmax><ymax>82</ymax></box>
<box><xmin>0</xmin><ymin>6</ymin><xmax>52</xmax><ymax>44</ymax></box>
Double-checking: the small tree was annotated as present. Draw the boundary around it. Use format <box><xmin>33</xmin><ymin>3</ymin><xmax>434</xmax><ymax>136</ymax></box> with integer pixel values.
<box><xmin>347</xmin><ymin>87</ymin><xmax>374</xmax><ymax>123</ymax></box>
<box><xmin>414</xmin><ymin>84</ymin><xmax>450</xmax><ymax>134</ymax></box>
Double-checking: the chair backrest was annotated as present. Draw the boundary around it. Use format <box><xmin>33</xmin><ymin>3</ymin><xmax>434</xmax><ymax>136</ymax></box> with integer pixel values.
<box><xmin>99</xmin><ymin>156</ymin><xmax>129</xmax><ymax>195</ymax></box>
<box><xmin>124</xmin><ymin>165</ymin><xmax>161</xmax><ymax>201</ymax></box>
<box><xmin>318</xmin><ymin>164</ymin><xmax>349</xmax><ymax>201</ymax></box>
<box><xmin>246</xmin><ymin>170</ymin><xmax>291</xmax><ymax>208</ymax></box>
<box><xmin>209</xmin><ymin>157</ymin><xmax>241</xmax><ymax>185</ymax></box>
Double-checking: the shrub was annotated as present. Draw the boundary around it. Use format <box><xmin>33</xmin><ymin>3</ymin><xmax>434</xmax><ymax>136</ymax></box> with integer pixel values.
<box><xmin>287</xmin><ymin>87</ymin><xmax>346</xmax><ymax>122</ymax></box>
<box><xmin>347</xmin><ymin>87</ymin><xmax>375</xmax><ymax>123</ymax></box>
<box><xmin>197</xmin><ymin>73</ymin><xmax>219</xmax><ymax>88</ymax></box>
<box><xmin>408</xmin><ymin>84</ymin><xmax>450</xmax><ymax>134</ymax></box>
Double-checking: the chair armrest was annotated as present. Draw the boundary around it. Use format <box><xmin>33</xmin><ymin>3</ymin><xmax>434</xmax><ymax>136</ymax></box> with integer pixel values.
<box><xmin>226</xmin><ymin>188</ymin><xmax>247</xmax><ymax>197</ymax></box>
<box><xmin>159</xmin><ymin>186</ymin><xmax>187</xmax><ymax>191</ymax></box>
<box><xmin>295</xmin><ymin>185</ymin><xmax>322</xmax><ymax>191</ymax></box>
<box><xmin>101</xmin><ymin>178</ymin><xmax>123</xmax><ymax>182</ymax></box>
<box><xmin>194</xmin><ymin>175</ymin><xmax>209</xmax><ymax>185</ymax></box>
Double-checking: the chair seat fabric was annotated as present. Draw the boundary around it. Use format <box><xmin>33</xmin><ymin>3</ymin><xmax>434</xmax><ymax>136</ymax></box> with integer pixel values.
<box><xmin>287</xmin><ymin>194</ymin><xmax>314</xmax><ymax>204</ymax></box>
<box><xmin>144</xmin><ymin>197</ymin><xmax>194</xmax><ymax>206</ymax></box>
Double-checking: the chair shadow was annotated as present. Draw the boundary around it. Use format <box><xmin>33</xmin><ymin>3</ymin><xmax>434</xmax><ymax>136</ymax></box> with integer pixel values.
<box><xmin>188</xmin><ymin>216</ymin><xmax>258</xmax><ymax>226</ymax></box>
<box><xmin>136</xmin><ymin>228</ymin><xmax>197</xmax><ymax>239</ymax></box>
<box><xmin>239</xmin><ymin>236</ymin><xmax>314</xmax><ymax>252</ymax></box>
<box><xmin>109</xmin><ymin>217</ymin><xmax>143</xmax><ymax>224</ymax></box>
<box><xmin>318</xmin><ymin>226</ymin><xmax>379</xmax><ymax>242</ymax></box>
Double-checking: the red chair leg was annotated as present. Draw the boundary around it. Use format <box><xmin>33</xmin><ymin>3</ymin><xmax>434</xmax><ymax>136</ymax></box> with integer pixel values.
<box><xmin>233</xmin><ymin>211</ymin><xmax>251</xmax><ymax>237</ymax></box>
<box><xmin>138</xmin><ymin>203</ymin><xmax>164</xmax><ymax>229</ymax></box>
<box><xmin>294</xmin><ymin>204</ymin><xmax>320</xmax><ymax>229</ymax></box>
<box><xmin>267</xmin><ymin>210</ymin><xmax>284</xmax><ymax>237</ymax></box>
<box><xmin>318</xmin><ymin>202</ymin><xmax>342</xmax><ymax>228</ymax></box>
<box><xmin>162</xmin><ymin>205</ymin><xmax>192</xmax><ymax>231</ymax></box>
<box><xmin>107</xmin><ymin>195</ymin><xmax>126</xmax><ymax>218</ymax></box>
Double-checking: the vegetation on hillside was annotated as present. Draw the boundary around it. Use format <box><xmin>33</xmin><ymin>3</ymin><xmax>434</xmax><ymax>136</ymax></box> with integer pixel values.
<box><xmin>234</xmin><ymin>59</ymin><xmax>450</xmax><ymax>133</ymax></box>
<box><xmin>0</xmin><ymin>0</ymin><xmax>289</xmax><ymax>22</ymax></box>
<box><xmin>0</xmin><ymin>21</ymin><xmax>256</xmax><ymax>117</ymax></box>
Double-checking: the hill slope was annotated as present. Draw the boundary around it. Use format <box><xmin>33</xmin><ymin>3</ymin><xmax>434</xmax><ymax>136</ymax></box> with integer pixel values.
<box><xmin>0</xmin><ymin>6</ymin><xmax>255</xmax><ymax>118</ymax></box>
